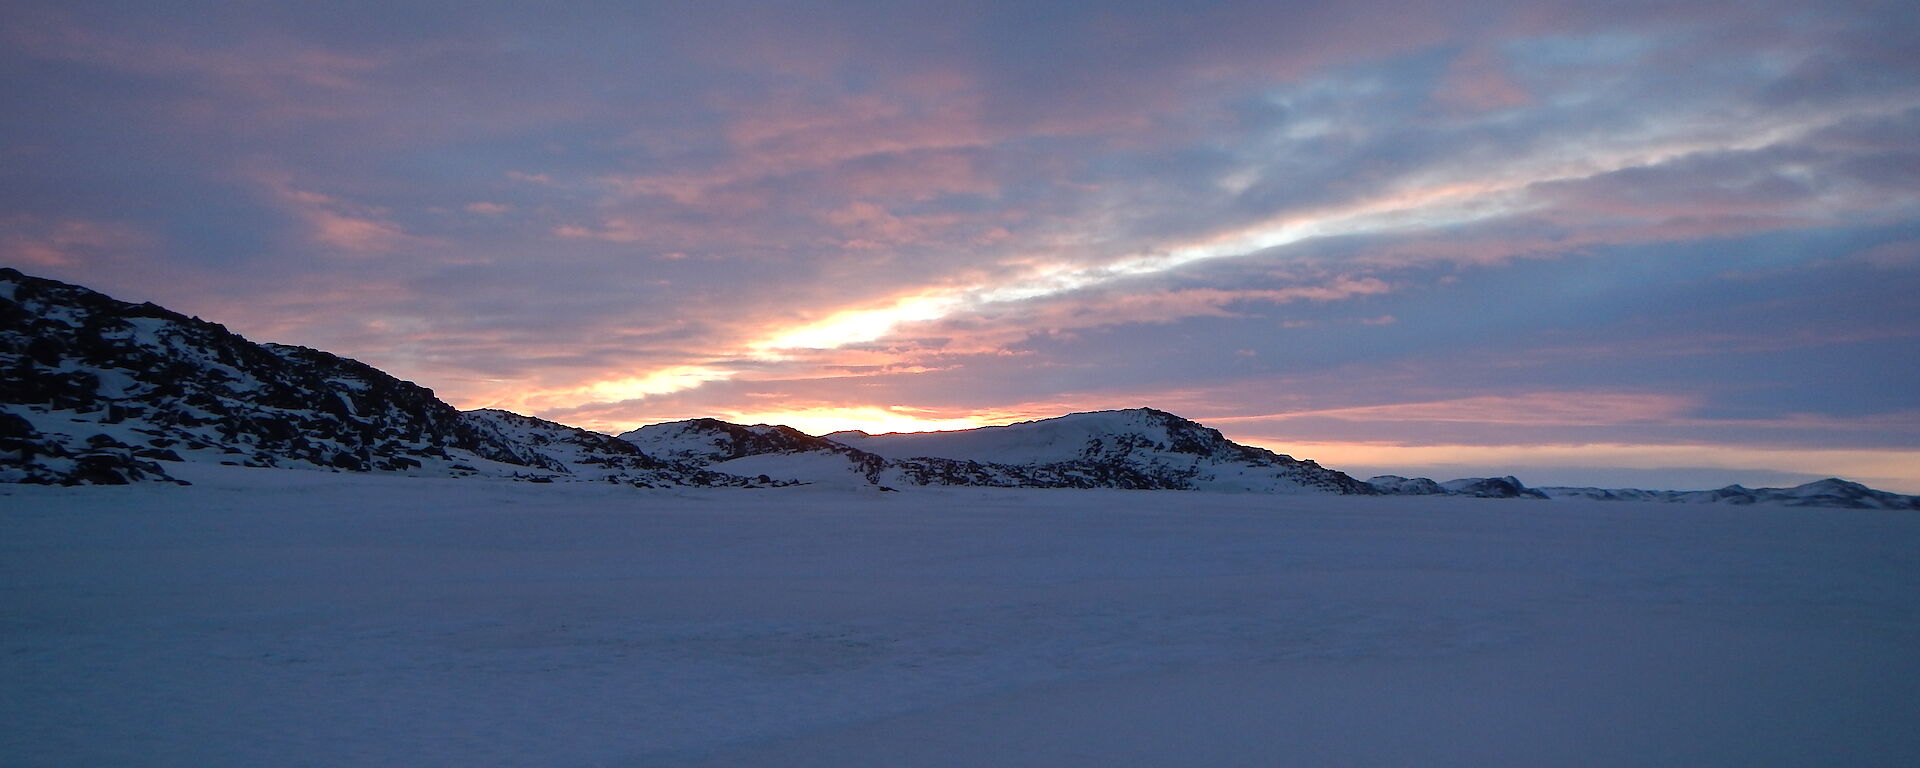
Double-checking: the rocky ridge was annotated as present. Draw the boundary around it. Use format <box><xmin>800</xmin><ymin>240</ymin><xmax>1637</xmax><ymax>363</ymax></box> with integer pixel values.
<box><xmin>0</xmin><ymin>268</ymin><xmax>751</xmax><ymax>487</ymax></box>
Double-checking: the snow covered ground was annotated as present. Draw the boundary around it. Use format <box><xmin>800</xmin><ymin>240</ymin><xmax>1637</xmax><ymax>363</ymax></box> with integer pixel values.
<box><xmin>5</xmin><ymin>466</ymin><xmax>1918</xmax><ymax>766</ymax></box>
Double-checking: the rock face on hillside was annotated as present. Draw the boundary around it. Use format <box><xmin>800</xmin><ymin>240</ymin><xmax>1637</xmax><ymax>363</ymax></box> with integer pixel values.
<box><xmin>0</xmin><ymin>269</ymin><xmax>748</xmax><ymax>486</ymax></box>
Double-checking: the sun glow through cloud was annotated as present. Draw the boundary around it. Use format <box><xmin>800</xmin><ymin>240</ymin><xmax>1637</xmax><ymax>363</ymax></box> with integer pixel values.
<box><xmin>746</xmin><ymin>99</ymin><xmax>1915</xmax><ymax>357</ymax></box>
<box><xmin>487</xmin><ymin>97</ymin><xmax>1920</xmax><ymax>428</ymax></box>
<box><xmin>19</xmin><ymin>1</ymin><xmax>1918</xmax><ymax>493</ymax></box>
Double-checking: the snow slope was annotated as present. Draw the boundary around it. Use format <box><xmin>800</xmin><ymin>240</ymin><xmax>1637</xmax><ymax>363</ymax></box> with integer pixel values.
<box><xmin>829</xmin><ymin>408</ymin><xmax>1372</xmax><ymax>493</ymax></box>
<box><xmin>7</xmin><ymin>470</ymin><xmax>1918</xmax><ymax>766</ymax></box>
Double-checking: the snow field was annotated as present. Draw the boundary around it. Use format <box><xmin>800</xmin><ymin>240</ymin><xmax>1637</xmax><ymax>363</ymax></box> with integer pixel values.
<box><xmin>4</xmin><ymin>466</ymin><xmax>1918</xmax><ymax>766</ymax></box>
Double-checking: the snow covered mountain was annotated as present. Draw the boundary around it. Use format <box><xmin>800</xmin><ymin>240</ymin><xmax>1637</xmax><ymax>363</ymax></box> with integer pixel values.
<box><xmin>619</xmin><ymin>418</ymin><xmax>1072</xmax><ymax>490</ymax></box>
<box><xmin>1438</xmin><ymin>476</ymin><xmax>1552</xmax><ymax>500</ymax></box>
<box><xmin>457</xmin><ymin>409</ymin><xmax>764</xmax><ymax>487</ymax></box>
<box><xmin>1370</xmin><ymin>474</ymin><xmax>1550</xmax><ymax>499</ymax></box>
<box><xmin>621</xmin><ymin>418</ymin><xmax>892</xmax><ymax>488</ymax></box>
<box><xmin>0</xmin><ymin>268</ymin><xmax>752</xmax><ymax>487</ymax></box>
<box><xmin>825</xmin><ymin>408</ymin><xmax>1374</xmax><ymax>493</ymax></box>
<box><xmin>1541</xmin><ymin>478</ymin><xmax>1920</xmax><ymax>510</ymax></box>
<box><xmin>1364</xmin><ymin>475</ymin><xmax>1450</xmax><ymax>495</ymax></box>
<box><xmin>624</xmin><ymin>410</ymin><xmax>1376</xmax><ymax>493</ymax></box>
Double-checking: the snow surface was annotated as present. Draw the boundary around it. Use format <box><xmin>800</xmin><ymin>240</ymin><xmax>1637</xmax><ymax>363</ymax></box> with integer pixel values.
<box><xmin>5</xmin><ymin>469</ymin><xmax>1919</xmax><ymax>766</ymax></box>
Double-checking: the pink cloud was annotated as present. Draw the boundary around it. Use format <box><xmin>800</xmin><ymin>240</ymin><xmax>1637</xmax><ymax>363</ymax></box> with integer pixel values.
<box><xmin>0</xmin><ymin>215</ymin><xmax>153</xmax><ymax>267</ymax></box>
<box><xmin>245</xmin><ymin>168</ymin><xmax>430</xmax><ymax>254</ymax></box>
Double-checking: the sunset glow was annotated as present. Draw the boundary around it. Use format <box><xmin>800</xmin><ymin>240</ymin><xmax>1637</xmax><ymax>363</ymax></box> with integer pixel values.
<box><xmin>8</xmin><ymin>0</ymin><xmax>1917</xmax><ymax>491</ymax></box>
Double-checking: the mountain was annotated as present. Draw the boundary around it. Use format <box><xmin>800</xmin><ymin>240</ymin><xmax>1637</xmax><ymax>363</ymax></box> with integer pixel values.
<box><xmin>623</xmin><ymin>410</ymin><xmax>1375</xmax><ymax>493</ymax></box>
<box><xmin>621</xmin><ymin>418</ymin><xmax>892</xmax><ymax>488</ymax></box>
<box><xmin>1438</xmin><ymin>476</ymin><xmax>1551</xmax><ymax>500</ymax></box>
<box><xmin>458</xmin><ymin>409</ymin><xmax>765</xmax><ymax>487</ymax></box>
<box><xmin>1364</xmin><ymin>474</ymin><xmax>1551</xmax><ymax>499</ymax></box>
<box><xmin>0</xmin><ymin>268</ymin><xmax>752</xmax><ymax>487</ymax></box>
<box><xmin>824</xmin><ymin>409</ymin><xmax>1375</xmax><ymax>493</ymax></box>
<box><xmin>1541</xmin><ymin>478</ymin><xmax>1920</xmax><ymax>510</ymax></box>
<box><xmin>1364</xmin><ymin>475</ymin><xmax>1449</xmax><ymax>495</ymax></box>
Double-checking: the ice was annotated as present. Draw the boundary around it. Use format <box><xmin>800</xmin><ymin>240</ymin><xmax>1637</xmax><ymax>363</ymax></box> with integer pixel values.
<box><xmin>4</xmin><ymin>470</ymin><xmax>1919</xmax><ymax>766</ymax></box>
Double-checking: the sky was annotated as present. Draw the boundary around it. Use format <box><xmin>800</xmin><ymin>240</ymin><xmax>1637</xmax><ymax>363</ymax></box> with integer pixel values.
<box><xmin>5</xmin><ymin>0</ymin><xmax>1919</xmax><ymax>492</ymax></box>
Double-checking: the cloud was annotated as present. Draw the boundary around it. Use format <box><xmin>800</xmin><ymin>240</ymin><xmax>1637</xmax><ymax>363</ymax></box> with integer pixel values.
<box><xmin>0</xmin><ymin>215</ymin><xmax>152</xmax><ymax>267</ymax></box>
<box><xmin>1223</xmin><ymin>392</ymin><xmax>1699</xmax><ymax>427</ymax></box>
<box><xmin>249</xmin><ymin>170</ymin><xmax>425</xmax><ymax>254</ymax></box>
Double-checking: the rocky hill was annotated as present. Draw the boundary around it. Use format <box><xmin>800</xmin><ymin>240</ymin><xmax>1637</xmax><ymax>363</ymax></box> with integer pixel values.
<box><xmin>1369</xmin><ymin>474</ymin><xmax>1551</xmax><ymax>499</ymax></box>
<box><xmin>824</xmin><ymin>409</ymin><xmax>1374</xmax><ymax>493</ymax></box>
<box><xmin>0</xmin><ymin>268</ymin><xmax>751</xmax><ymax>486</ymax></box>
